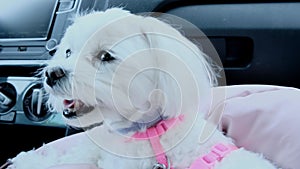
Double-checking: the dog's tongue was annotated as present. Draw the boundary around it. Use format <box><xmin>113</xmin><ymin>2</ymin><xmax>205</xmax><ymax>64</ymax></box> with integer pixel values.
<box><xmin>63</xmin><ymin>99</ymin><xmax>75</xmax><ymax>109</ymax></box>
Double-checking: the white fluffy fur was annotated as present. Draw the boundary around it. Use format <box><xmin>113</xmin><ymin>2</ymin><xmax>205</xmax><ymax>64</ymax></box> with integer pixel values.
<box><xmin>8</xmin><ymin>8</ymin><xmax>277</xmax><ymax>169</ymax></box>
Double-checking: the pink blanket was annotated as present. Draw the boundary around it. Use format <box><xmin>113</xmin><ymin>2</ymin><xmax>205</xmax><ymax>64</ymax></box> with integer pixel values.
<box><xmin>32</xmin><ymin>85</ymin><xmax>300</xmax><ymax>169</ymax></box>
<box><xmin>218</xmin><ymin>85</ymin><xmax>300</xmax><ymax>169</ymax></box>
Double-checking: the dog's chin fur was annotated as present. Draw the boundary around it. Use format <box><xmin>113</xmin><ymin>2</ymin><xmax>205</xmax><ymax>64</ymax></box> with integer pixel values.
<box><xmin>8</xmin><ymin>8</ymin><xmax>277</xmax><ymax>169</ymax></box>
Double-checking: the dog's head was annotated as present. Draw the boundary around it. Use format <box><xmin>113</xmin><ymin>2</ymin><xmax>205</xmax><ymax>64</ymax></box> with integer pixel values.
<box><xmin>43</xmin><ymin>8</ymin><xmax>217</xmax><ymax>133</ymax></box>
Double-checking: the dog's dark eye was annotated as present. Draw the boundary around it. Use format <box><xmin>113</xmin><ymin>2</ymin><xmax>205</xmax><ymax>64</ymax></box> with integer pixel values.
<box><xmin>100</xmin><ymin>52</ymin><xmax>115</xmax><ymax>62</ymax></box>
<box><xmin>66</xmin><ymin>49</ymin><xmax>71</xmax><ymax>58</ymax></box>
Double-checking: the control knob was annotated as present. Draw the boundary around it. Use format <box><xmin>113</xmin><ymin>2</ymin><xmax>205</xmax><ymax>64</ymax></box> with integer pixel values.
<box><xmin>23</xmin><ymin>84</ymin><xmax>50</xmax><ymax>121</ymax></box>
<box><xmin>0</xmin><ymin>82</ymin><xmax>16</xmax><ymax>114</ymax></box>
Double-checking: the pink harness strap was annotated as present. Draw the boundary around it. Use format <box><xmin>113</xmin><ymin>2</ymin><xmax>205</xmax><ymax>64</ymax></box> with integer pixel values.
<box><xmin>132</xmin><ymin>115</ymin><xmax>184</xmax><ymax>169</ymax></box>
<box><xmin>131</xmin><ymin>115</ymin><xmax>238</xmax><ymax>169</ymax></box>
<box><xmin>147</xmin><ymin>127</ymin><xmax>170</xmax><ymax>168</ymax></box>
<box><xmin>187</xmin><ymin>143</ymin><xmax>238</xmax><ymax>169</ymax></box>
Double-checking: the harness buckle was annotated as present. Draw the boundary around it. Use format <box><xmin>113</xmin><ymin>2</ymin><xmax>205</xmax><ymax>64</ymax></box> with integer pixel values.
<box><xmin>152</xmin><ymin>156</ymin><xmax>171</xmax><ymax>169</ymax></box>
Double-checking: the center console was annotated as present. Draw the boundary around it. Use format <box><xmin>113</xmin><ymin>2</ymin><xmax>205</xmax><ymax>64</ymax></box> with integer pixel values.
<box><xmin>0</xmin><ymin>0</ymin><xmax>110</xmax><ymax>127</ymax></box>
<box><xmin>0</xmin><ymin>0</ymin><xmax>110</xmax><ymax>163</ymax></box>
<box><xmin>0</xmin><ymin>0</ymin><xmax>77</xmax><ymax>127</ymax></box>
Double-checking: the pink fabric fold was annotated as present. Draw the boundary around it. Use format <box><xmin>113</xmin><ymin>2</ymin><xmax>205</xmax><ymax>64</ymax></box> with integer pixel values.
<box><xmin>218</xmin><ymin>85</ymin><xmax>300</xmax><ymax>169</ymax></box>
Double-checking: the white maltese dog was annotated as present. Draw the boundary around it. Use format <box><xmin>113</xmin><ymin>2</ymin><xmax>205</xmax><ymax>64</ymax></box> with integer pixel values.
<box><xmin>7</xmin><ymin>8</ymin><xmax>277</xmax><ymax>169</ymax></box>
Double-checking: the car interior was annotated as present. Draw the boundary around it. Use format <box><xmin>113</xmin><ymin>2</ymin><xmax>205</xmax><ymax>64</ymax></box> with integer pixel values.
<box><xmin>1</xmin><ymin>0</ymin><xmax>300</xmax><ymax>165</ymax></box>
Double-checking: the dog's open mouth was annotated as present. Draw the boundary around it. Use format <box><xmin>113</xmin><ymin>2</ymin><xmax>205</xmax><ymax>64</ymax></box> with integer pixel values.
<box><xmin>63</xmin><ymin>99</ymin><xmax>94</xmax><ymax>119</ymax></box>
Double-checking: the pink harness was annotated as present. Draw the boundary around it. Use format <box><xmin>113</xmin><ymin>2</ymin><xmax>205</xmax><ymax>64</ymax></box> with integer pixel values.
<box><xmin>131</xmin><ymin>115</ymin><xmax>238</xmax><ymax>169</ymax></box>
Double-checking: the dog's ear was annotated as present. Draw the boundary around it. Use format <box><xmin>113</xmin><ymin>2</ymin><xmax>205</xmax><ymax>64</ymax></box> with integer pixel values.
<box><xmin>199</xmin><ymin>87</ymin><xmax>226</xmax><ymax>144</ymax></box>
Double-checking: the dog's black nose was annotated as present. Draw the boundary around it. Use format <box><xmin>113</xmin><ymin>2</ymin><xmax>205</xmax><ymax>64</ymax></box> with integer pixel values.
<box><xmin>63</xmin><ymin>109</ymin><xmax>77</xmax><ymax>119</ymax></box>
<box><xmin>45</xmin><ymin>67</ymin><xmax>65</xmax><ymax>87</ymax></box>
